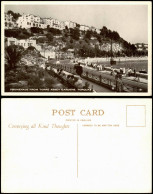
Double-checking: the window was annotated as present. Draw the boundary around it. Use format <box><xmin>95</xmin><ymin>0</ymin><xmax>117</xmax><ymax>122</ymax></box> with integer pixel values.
<box><xmin>10</xmin><ymin>41</ymin><xmax>15</xmax><ymax>45</ymax></box>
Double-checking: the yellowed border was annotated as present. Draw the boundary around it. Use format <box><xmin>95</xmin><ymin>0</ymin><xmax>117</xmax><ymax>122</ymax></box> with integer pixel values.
<box><xmin>126</xmin><ymin>105</ymin><xmax>146</xmax><ymax>127</ymax></box>
<box><xmin>1</xmin><ymin>1</ymin><xmax>152</xmax><ymax>96</ymax></box>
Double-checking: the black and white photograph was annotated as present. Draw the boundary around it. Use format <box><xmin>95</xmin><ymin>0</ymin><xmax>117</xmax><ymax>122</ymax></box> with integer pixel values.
<box><xmin>1</xmin><ymin>1</ymin><xmax>152</xmax><ymax>95</ymax></box>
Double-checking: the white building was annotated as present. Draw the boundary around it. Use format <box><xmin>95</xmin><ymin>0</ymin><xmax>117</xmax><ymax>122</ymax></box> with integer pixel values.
<box><xmin>64</xmin><ymin>21</ymin><xmax>77</xmax><ymax>29</ymax></box>
<box><xmin>59</xmin><ymin>21</ymin><xmax>65</xmax><ymax>30</ymax></box>
<box><xmin>43</xmin><ymin>18</ymin><xmax>53</xmax><ymax>27</ymax></box>
<box><xmin>6</xmin><ymin>11</ymin><xmax>102</xmax><ymax>34</ymax></box>
<box><xmin>99</xmin><ymin>42</ymin><xmax>123</xmax><ymax>52</ymax></box>
<box><xmin>47</xmin><ymin>18</ymin><xmax>65</xmax><ymax>30</ymax></box>
<box><xmin>16</xmin><ymin>14</ymin><xmax>63</xmax><ymax>30</ymax></box>
<box><xmin>6</xmin><ymin>37</ymin><xmax>18</xmax><ymax>46</ymax></box>
<box><xmin>90</xmin><ymin>26</ymin><xmax>96</xmax><ymax>32</ymax></box>
<box><xmin>144</xmin><ymin>44</ymin><xmax>148</xmax><ymax>51</ymax></box>
<box><xmin>40</xmin><ymin>23</ymin><xmax>47</xmax><ymax>29</ymax></box>
<box><xmin>40</xmin><ymin>49</ymin><xmax>56</xmax><ymax>59</ymax></box>
<box><xmin>89</xmin><ymin>26</ymin><xmax>100</xmax><ymax>34</ymax></box>
<box><xmin>16</xmin><ymin>14</ymin><xmax>46</xmax><ymax>29</ymax></box>
<box><xmin>5</xmin><ymin>13</ymin><xmax>16</xmax><ymax>29</ymax></box>
<box><xmin>80</xmin><ymin>25</ymin><xmax>90</xmax><ymax>31</ymax></box>
<box><xmin>33</xmin><ymin>15</ymin><xmax>41</xmax><ymax>23</ymax></box>
<box><xmin>95</xmin><ymin>28</ymin><xmax>101</xmax><ymax>34</ymax></box>
<box><xmin>17</xmin><ymin>14</ymin><xmax>32</xmax><ymax>28</ymax></box>
<box><xmin>135</xmin><ymin>43</ymin><xmax>148</xmax><ymax>52</ymax></box>
<box><xmin>6</xmin><ymin>37</ymin><xmax>41</xmax><ymax>51</ymax></box>
<box><xmin>51</xmin><ymin>18</ymin><xmax>61</xmax><ymax>29</ymax></box>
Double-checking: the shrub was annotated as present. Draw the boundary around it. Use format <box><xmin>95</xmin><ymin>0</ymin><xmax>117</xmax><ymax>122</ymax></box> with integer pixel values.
<box><xmin>44</xmin><ymin>77</ymin><xmax>56</xmax><ymax>87</ymax></box>
<box><xmin>30</xmin><ymin>27</ymin><xmax>43</xmax><ymax>34</ymax></box>
<box><xmin>47</xmin><ymin>28</ymin><xmax>61</xmax><ymax>35</ymax></box>
<box><xmin>46</xmin><ymin>33</ymin><xmax>54</xmax><ymax>42</ymax></box>
<box><xmin>37</xmin><ymin>37</ymin><xmax>48</xmax><ymax>43</ymax></box>
<box><xmin>16</xmin><ymin>71</ymin><xmax>29</xmax><ymax>81</ymax></box>
<box><xmin>7</xmin><ymin>10</ymin><xmax>21</xmax><ymax>20</ymax></box>
<box><xmin>28</xmin><ymin>75</ymin><xmax>43</xmax><ymax>87</ymax></box>
<box><xmin>5</xmin><ymin>45</ymin><xmax>24</xmax><ymax>69</ymax></box>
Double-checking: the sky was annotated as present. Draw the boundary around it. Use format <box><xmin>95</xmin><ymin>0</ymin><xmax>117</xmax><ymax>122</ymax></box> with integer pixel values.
<box><xmin>5</xmin><ymin>4</ymin><xmax>148</xmax><ymax>44</ymax></box>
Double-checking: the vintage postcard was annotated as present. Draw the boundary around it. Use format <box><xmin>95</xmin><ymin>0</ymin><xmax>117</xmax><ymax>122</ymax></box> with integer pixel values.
<box><xmin>1</xmin><ymin>98</ymin><xmax>152</xmax><ymax>192</ymax></box>
<box><xmin>1</xmin><ymin>1</ymin><xmax>152</xmax><ymax>96</ymax></box>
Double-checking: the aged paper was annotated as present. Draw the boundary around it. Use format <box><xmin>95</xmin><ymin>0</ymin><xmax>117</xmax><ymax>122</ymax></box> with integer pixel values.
<box><xmin>1</xmin><ymin>98</ymin><xmax>152</xmax><ymax>192</ymax></box>
<box><xmin>1</xmin><ymin>1</ymin><xmax>152</xmax><ymax>96</ymax></box>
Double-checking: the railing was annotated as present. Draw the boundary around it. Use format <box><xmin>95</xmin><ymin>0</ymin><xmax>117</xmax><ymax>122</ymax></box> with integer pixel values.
<box><xmin>47</xmin><ymin>67</ymin><xmax>92</xmax><ymax>92</ymax></box>
<box><xmin>82</xmin><ymin>67</ymin><xmax>147</xmax><ymax>92</ymax></box>
<box><xmin>46</xmin><ymin>62</ymin><xmax>148</xmax><ymax>92</ymax></box>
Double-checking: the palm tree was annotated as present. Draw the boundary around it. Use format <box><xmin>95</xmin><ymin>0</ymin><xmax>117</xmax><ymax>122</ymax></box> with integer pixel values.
<box><xmin>5</xmin><ymin>45</ymin><xmax>24</xmax><ymax>70</ymax></box>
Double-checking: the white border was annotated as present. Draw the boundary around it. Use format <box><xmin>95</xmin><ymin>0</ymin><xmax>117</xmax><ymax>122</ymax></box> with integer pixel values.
<box><xmin>1</xmin><ymin>1</ymin><xmax>152</xmax><ymax>96</ymax></box>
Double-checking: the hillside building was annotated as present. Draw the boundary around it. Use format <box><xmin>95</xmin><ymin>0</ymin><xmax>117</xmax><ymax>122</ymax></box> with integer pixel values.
<box><xmin>5</xmin><ymin>13</ymin><xmax>16</xmax><ymax>29</ymax></box>
<box><xmin>135</xmin><ymin>43</ymin><xmax>148</xmax><ymax>52</ymax></box>
<box><xmin>6</xmin><ymin>37</ymin><xmax>41</xmax><ymax>51</ymax></box>
<box><xmin>40</xmin><ymin>49</ymin><xmax>56</xmax><ymax>59</ymax></box>
<box><xmin>16</xmin><ymin>14</ymin><xmax>47</xmax><ymax>29</ymax></box>
<box><xmin>64</xmin><ymin>21</ymin><xmax>77</xmax><ymax>29</ymax></box>
<box><xmin>80</xmin><ymin>25</ymin><xmax>90</xmax><ymax>31</ymax></box>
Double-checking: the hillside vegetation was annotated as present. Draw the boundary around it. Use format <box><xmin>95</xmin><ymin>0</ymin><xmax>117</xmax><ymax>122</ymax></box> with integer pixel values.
<box><xmin>5</xmin><ymin>10</ymin><xmax>147</xmax><ymax>57</ymax></box>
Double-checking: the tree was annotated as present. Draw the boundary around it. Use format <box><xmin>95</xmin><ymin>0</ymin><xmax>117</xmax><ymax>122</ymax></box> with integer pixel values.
<box><xmin>70</xmin><ymin>28</ymin><xmax>80</xmax><ymax>40</ymax></box>
<box><xmin>46</xmin><ymin>33</ymin><xmax>54</xmax><ymax>42</ymax></box>
<box><xmin>76</xmin><ymin>23</ymin><xmax>80</xmax><ymax>28</ymax></box>
<box><xmin>5</xmin><ymin>29</ymin><xmax>31</xmax><ymax>39</ymax></box>
<box><xmin>65</xmin><ymin>26</ymin><xmax>69</xmax><ymax>31</ymax></box>
<box><xmin>61</xmin><ymin>36</ymin><xmax>66</xmax><ymax>42</ymax></box>
<box><xmin>85</xmin><ymin>30</ymin><xmax>92</xmax><ymax>40</ymax></box>
<box><xmin>96</xmin><ymin>34</ymin><xmax>102</xmax><ymax>43</ymax></box>
<box><xmin>48</xmin><ymin>28</ymin><xmax>61</xmax><ymax>35</ymax></box>
<box><xmin>5</xmin><ymin>29</ymin><xmax>20</xmax><ymax>38</ymax></box>
<box><xmin>111</xmin><ymin>31</ymin><xmax>120</xmax><ymax>41</ymax></box>
<box><xmin>130</xmin><ymin>44</ymin><xmax>137</xmax><ymax>51</ymax></box>
<box><xmin>100</xmin><ymin>26</ymin><xmax>108</xmax><ymax>38</ymax></box>
<box><xmin>70</xmin><ymin>39</ymin><xmax>73</xmax><ymax>44</ymax></box>
<box><xmin>7</xmin><ymin>10</ymin><xmax>21</xmax><ymax>20</ymax></box>
<box><xmin>37</xmin><ymin>37</ymin><xmax>48</xmax><ymax>43</ymax></box>
<box><xmin>30</xmin><ymin>27</ymin><xmax>43</xmax><ymax>34</ymax></box>
<box><xmin>74</xmin><ymin>28</ymin><xmax>80</xmax><ymax>40</ymax></box>
<box><xmin>74</xmin><ymin>64</ymin><xmax>83</xmax><ymax>76</ymax></box>
<box><xmin>5</xmin><ymin>45</ymin><xmax>24</xmax><ymax>69</ymax></box>
<box><xmin>27</xmin><ymin>46</ymin><xmax>36</xmax><ymax>51</ymax></box>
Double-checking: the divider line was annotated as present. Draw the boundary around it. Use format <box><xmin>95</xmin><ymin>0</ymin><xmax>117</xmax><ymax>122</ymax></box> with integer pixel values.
<box><xmin>77</xmin><ymin>123</ymin><xmax>78</xmax><ymax>178</ymax></box>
